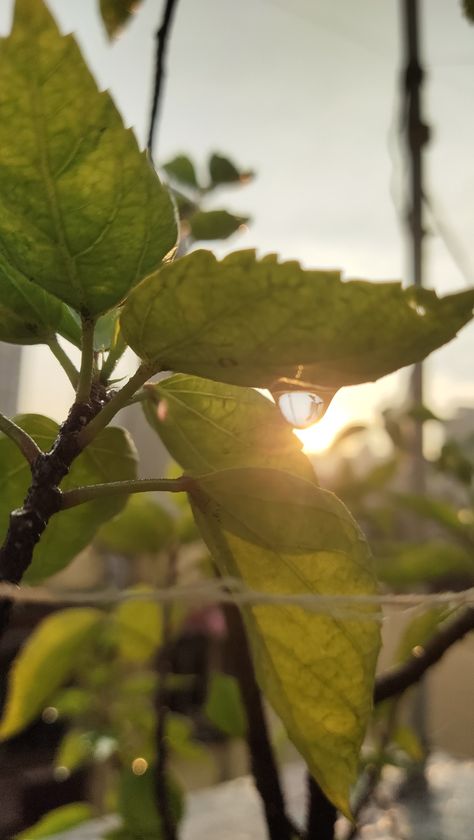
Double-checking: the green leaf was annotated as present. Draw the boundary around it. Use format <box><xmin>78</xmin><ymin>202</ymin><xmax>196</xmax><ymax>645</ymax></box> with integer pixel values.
<box><xmin>391</xmin><ymin>724</ymin><xmax>425</xmax><ymax>762</ymax></box>
<box><xmin>121</xmin><ymin>250</ymin><xmax>474</xmax><ymax>390</ymax></box>
<box><xmin>189</xmin><ymin>210</ymin><xmax>248</xmax><ymax>241</ymax></box>
<box><xmin>113</xmin><ymin>590</ymin><xmax>163</xmax><ymax>662</ymax></box>
<box><xmin>208</xmin><ymin>153</ymin><xmax>250</xmax><ymax>186</ymax></box>
<box><xmin>143</xmin><ymin>374</ymin><xmax>315</xmax><ymax>480</ymax></box>
<box><xmin>0</xmin><ymin>0</ymin><xmax>177</xmax><ymax>317</ymax></box>
<box><xmin>394</xmin><ymin>493</ymin><xmax>474</xmax><ymax>542</ymax></box>
<box><xmin>0</xmin><ymin>261</ymin><xmax>67</xmax><ymax>345</ymax></box>
<box><xmin>55</xmin><ymin>728</ymin><xmax>95</xmax><ymax>773</ymax></box>
<box><xmin>114</xmin><ymin>767</ymin><xmax>183</xmax><ymax>839</ymax></box>
<box><xmin>462</xmin><ymin>0</ymin><xmax>474</xmax><ymax>24</ymax></box>
<box><xmin>204</xmin><ymin>673</ymin><xmax>247</xmax><ymax>737</ymax></box>
<box><xmin>395</xmin><ymin>607</ymin><xmax>451</xmax><ymax>664</ymax></box>
<box><xmin>166</xmin><ymin>714</ymin><xmax>208</xmax><ymax>760</ymax></box>
<box><xmin>15</xmin><ymin>803</ymin><xmax>94</xmax><ymax>840</ymax></box>
<box><xmin>190</xmin><ymin>467</ymin><xmax>381</xmax><ymax>816</ymax></box>
<box><xmin>377</xmin><ymin>541</ymin><xmax>474</xmax><ymax>588</ymax></box>
<box><xmin>100</xmin><ymin>0</ymin><xmax>144</xmax><ymax>38</ymax></box>
<box><xmin>0</xmin><ymin>608</ymin><xmax>102</xmax><ymax>740</ymax></box>
<box><xmin>0</xmin><ymin>415</ymin><xmax>138</xmax><ymax>582</ymax></box>
<box><xmin>94</xmin><ymin>310</ymin><xmax>120</xmax><ymax>352</ymax></box>
<box><xmin>163</xmin><ymin>154</ymin><xmax>199</xmax><ymax>189</ymax></box>
<box><xmin>96</xmin><ymin>494</ymin><xmax>175</xmax><ymax>556</ymax></box>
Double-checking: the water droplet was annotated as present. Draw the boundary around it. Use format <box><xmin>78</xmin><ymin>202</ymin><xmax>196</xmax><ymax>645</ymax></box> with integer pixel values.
<box><xmin>42</xmin><ymin>706</ymin><xmax>59</xmax><ymax>724</ymax></box>
<box><xmin>277</xmin><ymin>392</ymin><xmax>325</xmax><ymax>429</ymax></box>
<box><xmin>132</xmin><ymin>757</ymin><xmax>149</xmax><ymax>776</ymax></box>
<box><xmin>156</xmin><ymin>399</ymin><xmax>168</xmax><ymax>422</ymax></box>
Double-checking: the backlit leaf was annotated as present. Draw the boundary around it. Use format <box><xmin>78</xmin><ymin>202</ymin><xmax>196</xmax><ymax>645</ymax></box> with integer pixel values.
<box><xmin>0</xmin><ymin>415</ymin><xmax>138</xmax><ymax>582</ymax></box>
<box><xmin>113</xmin><ymin>591</ymin><xmax>163</xmax><ymax>662</ymax></box>
<box><xmin>96</xmin><ymin>494</ymin><xmax>175</xmax><ymax>557</ymax></box>
<box><xmin>0</xmin><ymin>608</ymin><xmax>102</xmax><ymax>740</ymax></box>
<box><xmin>55</xmin><ymin>728</ymin><xmax>95</xmax><ymax>773</ymax></box>
<box><xmin>15</xmin><ymin>803</ymin><xmax>94</xmax><ymax>840</ymax></box>
<box><xmin>0</xmin><ymin>261</ymin><xmax>69</xmax><ymax>345</ymax></box>
<box><xmin>0</xmin><ymin>0</ymin><xmax>177</xmax><ymax>317</ymax></box>
<box><xmin>121</xmin><ymin>250</ymin><xmax>474</xmax><ymax>390</ymax></box>
<box><xmin>191</xmin><ymin>467</ymin><xmax>381</xmax><ymax>816</ymax></box>
<box><xmin>143</xmin><ymin>374</ymin><xmax>315</xmax><ymax>480</ymax></box>
<box><xmin>205</xmin><ymin>673</ymin><xmax>247</xmax><ymax>737</ymax></box>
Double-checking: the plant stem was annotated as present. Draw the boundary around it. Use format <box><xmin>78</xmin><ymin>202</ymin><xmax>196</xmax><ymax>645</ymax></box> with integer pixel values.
<box><xmin>223</xmin><ymin>604</ymin><xmax>294</xmax><ymax>840</ymax></box>
<box><xmin>374</xmin><ymin>605</ymin><xmax>474</xmax><ymax>704</ymax></box>
<box><xmin>48</xmin><ymin>336</ymin><xmax>80</xmax><ymax>389</ymax></box>
<box><xmin>61</xmin><ymin>476</ymin><xmax>191</xmax><ymax>509</ymax></box>
<box><xmin>75</xmin><ymin>317</ymin><xmax>96</xmax><ymax>403</ymax></box>
<box><xmin>0</xmin><ymin>414</ymin><xmax>42</xmax><ymax>466</ymax></box>
<box><xmin>154</xmin><ymin>547</ymin><xmax>178</xmax><ymax>840</ymax></box>
<box><xmin>77</xmin><ymin>362</ymin><xmax>155</xmax><ymax>448</ymax></box>
<box><xmin>306</xmin><ymin>775</ymin><xmax>337</xmax><ymax>840</ymax></box>
<box><xmin>147</xmin><ymin>0</ymin><xmax>180</xmax><ymax>163</ymax></box>
<box><xmin>99</xmin><ymin>330</ymin><xmax>127</xmax><ymax>384</ymax></box>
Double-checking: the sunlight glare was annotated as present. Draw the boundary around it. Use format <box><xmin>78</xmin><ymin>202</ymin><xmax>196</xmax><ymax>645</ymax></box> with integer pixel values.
<box><xmin>293</xmin><ymin>400</ymin><xmax>349</xmax><ymax>454</ymax></box>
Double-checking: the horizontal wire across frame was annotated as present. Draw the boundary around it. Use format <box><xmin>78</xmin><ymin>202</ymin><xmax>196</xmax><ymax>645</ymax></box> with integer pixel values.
<box><xmin>0</xmin><ymin>579</ymin><xmax>473</xmax><ymax>620</ymax></box>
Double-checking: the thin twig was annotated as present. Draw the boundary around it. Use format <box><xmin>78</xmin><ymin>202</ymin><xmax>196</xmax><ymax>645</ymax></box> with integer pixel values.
<box><xmin>147</xmin><ymin>0</ymin><xmax>180</xmax><ymax>163</ymax></box>
<box><xmin>154</xmin><ymin>547</ymin><xmax>178</xmax><ymax>840</ymax></box>
<box><xmin>77</xmin><ymin>362</ymin><xmax>156</xmax><ymax>448</ymax></box>
<box><xmin>223</xmin><ymin>604</ymin><xmax>295</xmax><ymax>840</ymax></box>
<box><xmin>374</xmin><ymin>606</ymin><xmax>474</xmax><ymax>704</ymax></box>
<box><xmin>48</xmin><ymin>337</ymin><xmax>80</xmax><ymax>389</ymax></box>
<box><xmin>0</xmin><ymin>413</ymin><xmax>42</xmax><ymax>466</ymax></box>
<box><xmin>61</xmin><ymin>476</ymin><xmax>191</xmax><ymax>509</ymax></box>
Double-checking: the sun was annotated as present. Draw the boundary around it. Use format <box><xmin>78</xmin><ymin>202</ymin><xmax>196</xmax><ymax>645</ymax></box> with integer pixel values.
<box><xmin>293</xmin><ymin>399</ymin><xmax>350</xmax><ymax>454</ymax></box>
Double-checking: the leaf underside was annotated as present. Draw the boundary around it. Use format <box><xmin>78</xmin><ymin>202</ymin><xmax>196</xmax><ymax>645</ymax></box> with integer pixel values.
<box><xmin>121</xmin><ymin>249</ymin><xmax>474</xmax><ymax>391</ymax></box>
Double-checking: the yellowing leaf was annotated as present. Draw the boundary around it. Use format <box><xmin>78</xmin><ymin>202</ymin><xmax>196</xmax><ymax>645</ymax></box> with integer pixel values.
<box><xmin>15</xmin><ymin>803</ymin><xmax>94</xmax><ymax>840</ymax></box>
<box><xmin>121</xmin><ymin>250</ymin><xmax>474</xmax><ymax>390</ymax></box>
<box><xmin>143</xmin><ymin>374</ymin><xmax>315</xmax><ymax>481</ymax></box>
<box><xmin>191</xmin><ymin>467</ymin><xmax>381</xmax><ymax>816</ymax></box>
<box><xmin>0</xmin><ymin>0</ymin><xmax>177</xmax><ymax>316</ymax></box>
<box><xmin>113</xmin><ymin>592</ymin><xmax>163</xmax><ymax>662</ymax></box>
<box><xmin>0</xmin><ymin>608</ymin><xmax>102</xmax><ymax>740</ymax></box>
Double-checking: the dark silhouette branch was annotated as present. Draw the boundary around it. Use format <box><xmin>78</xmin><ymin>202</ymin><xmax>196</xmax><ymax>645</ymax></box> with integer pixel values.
<box><xmin>374</xmin><ymin>605</ymin><xmax>474</xmax><ymax>704</ymax></box>
<box><xmin>223</xmin><ymin>604</ymin><xmax>296</xmax><ymax>840</ymax></box>
<box><xmin>306</xmin><ymin>774</ymin><xmax>337</xmax><ymax>840</ymax></box>
<box><xmin>147</xmin><ymin>0</ymin><xmax>180</xmax><ymax>163</ymax></box>
<box><xmin>0</xmin><ymin>387</ymin><xmax>108</xmax><ymax>640</ymax></box>
<box><xmin>154</xmin><ymin>548</ymin><xmax>178</xmax><ymax>840</ymax></box>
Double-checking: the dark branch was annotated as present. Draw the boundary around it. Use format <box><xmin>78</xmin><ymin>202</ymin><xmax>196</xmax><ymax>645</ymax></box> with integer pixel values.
<box><xmin>0</xmin><ymin>387</ymin><xmax>108</xmax><ymax>640</ymax></box>
<box><xmin>223</xmin><ymin>604</ymin><xmax>295</xmax><ymax>840</ymax></box>
<box><xmin>374</xmin><ymin>606</ymin><xmax>474</xmax><ymax>704</ymax></box>
<box><xmin>306</xmin><ymin>774</ymin><xmax>337</xmax><ymax>840</ymax></box>
<box><xmin>154</xmin><ymin>548</ymin><xmax>178</xmax><ymax>840</ymax></box>
<box><xmin>147</xmin><ymin>0</ymin><xmax>179</xmax><ymax>163</ymax></box>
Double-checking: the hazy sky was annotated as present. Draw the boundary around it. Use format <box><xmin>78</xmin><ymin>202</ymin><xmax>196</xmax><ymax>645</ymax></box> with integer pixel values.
<box><xmin>1</xmin><ymin>0</ymin><xmax>473</xmax><ymax>449</ymax></box>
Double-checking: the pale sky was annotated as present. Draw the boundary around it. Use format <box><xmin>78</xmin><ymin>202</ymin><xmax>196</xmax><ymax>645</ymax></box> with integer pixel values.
<box><xmin>1</xmin><ymin>0</ymin><xmax>473</xmax><ymax>451</ymax></box>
